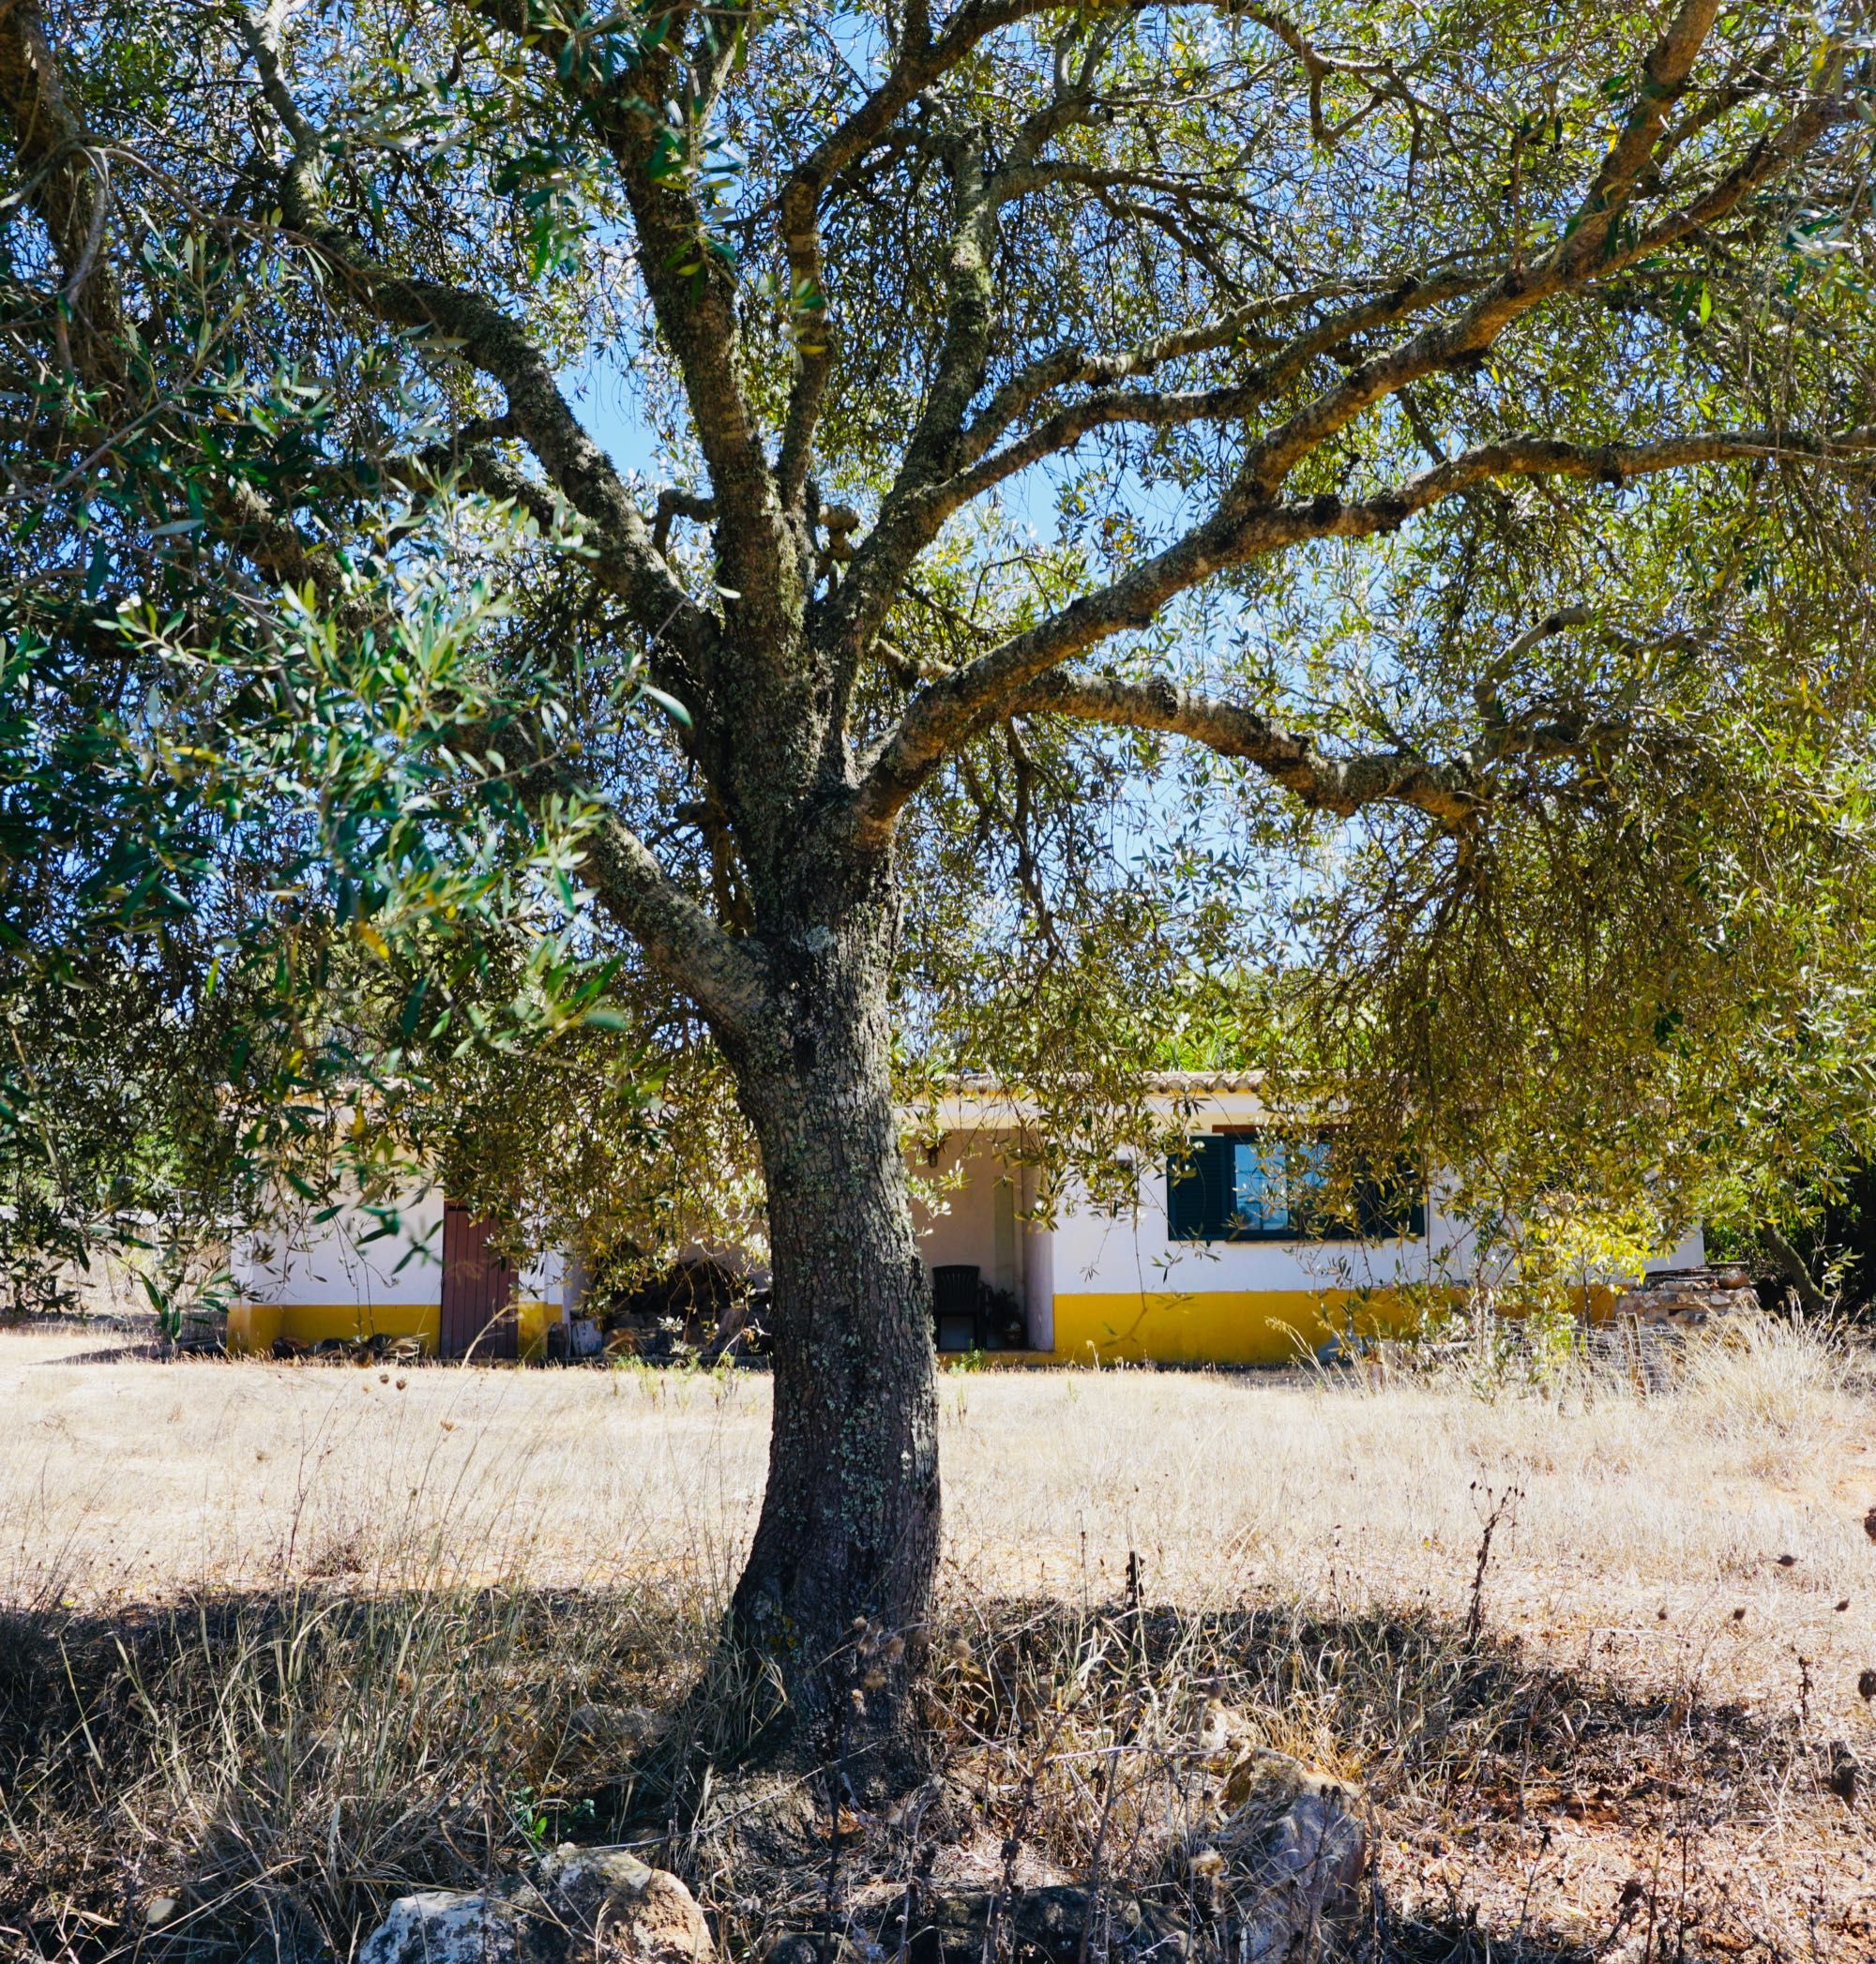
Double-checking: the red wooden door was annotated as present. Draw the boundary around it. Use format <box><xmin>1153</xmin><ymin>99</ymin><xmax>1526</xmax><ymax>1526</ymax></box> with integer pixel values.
<box><xmin>439</xmin><ymin>1204</ymin><xmax>517</xmax><ymax>1360</ymax></box>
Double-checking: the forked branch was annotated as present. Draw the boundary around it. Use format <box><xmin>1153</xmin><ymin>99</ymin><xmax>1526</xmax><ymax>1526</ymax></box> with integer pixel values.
<box><xmin>852</xmin><ymin>423</ymin><xmax>1876</xmax><ymax>833</ymax></box>
<box><xmin>233</xmin><ymin>8</ymin><xmax>714</xmax><ymax>677</ymax></box>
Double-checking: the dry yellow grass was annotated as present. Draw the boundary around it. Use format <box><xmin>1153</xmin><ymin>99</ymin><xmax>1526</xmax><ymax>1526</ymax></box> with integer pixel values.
<box><xmin>4</xmin><ymin>1319</ymin><xmax>1872</xmax><ymax>1729</ymax></box>
<box><xmin>4</xmin><ymin>1317</ymin><xmax>1875</xmax><ymax>1961</ymax></box>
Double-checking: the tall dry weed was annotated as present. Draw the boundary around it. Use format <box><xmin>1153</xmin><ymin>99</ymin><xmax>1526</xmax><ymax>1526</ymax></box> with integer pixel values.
<box><xmin>1677</xmin><ymin>1312</ymin><xmax>1859</xmax><ymax>1435</ymax></box>
<box><xmin>0</xmin><ymin>1569</ymin><xmax>715</xmax><ymax>1961</ymax></box>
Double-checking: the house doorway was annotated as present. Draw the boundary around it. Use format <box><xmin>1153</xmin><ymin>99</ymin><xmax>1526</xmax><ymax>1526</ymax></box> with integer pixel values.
<box><xmin>910</xmin><ymin>1133</ymin><xmax>1047</xmax><ymax>1352</ymax></box>
<box><xmin>440</xmin><ymin>1204</ymin><xmax>517</xmax><ymax>1360</ymax></box>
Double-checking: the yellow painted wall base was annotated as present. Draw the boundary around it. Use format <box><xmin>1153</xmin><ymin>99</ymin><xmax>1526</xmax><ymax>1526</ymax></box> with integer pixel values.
<box><xmin>231</xmin><ymin>1290</ymin><xmax>1623</xmax><ymax>1369</ymax></box>
<box><xmin>227</xmin><ymin>1299</ymin><xmax>557</xmax><ymax>1361</ymax></box>
<box><xmin>1044</xmin><ymin>1284</ymin><xmax>1623</xmax><ymax>1367</ymax></box>
<box><xmin>227</xmin><ymin>1301</ymin><xmax>440</xmax><ymax>1356</ymax></box>
<box><xmin>1049</xmin><ymin>1289</ymin><xmax>1437</xmax><ymax>1367</ymax></box>
<box><xmin>515</xmin><ymin>1298</ymin><xmax>552</xmax><ymax>1363</ymax></box>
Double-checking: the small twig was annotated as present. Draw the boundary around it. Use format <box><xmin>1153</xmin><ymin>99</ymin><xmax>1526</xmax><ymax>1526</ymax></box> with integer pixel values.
<box><xmin>1465</xmin><ymin>1482</ymin><xmax>1521</xmax><ymax>1647</ymax></box>
<box><xmin>1074</xmin><ymin>1748</ymin><xmax>1121</xmax><ymax>1964</ymax></box>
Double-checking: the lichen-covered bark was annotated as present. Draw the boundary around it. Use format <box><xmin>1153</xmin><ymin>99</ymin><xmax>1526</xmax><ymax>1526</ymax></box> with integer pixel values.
<box><xmin>0</xmin><ymin>0</ymin><xmax>124</xmax><ymax>390</ymax></box>
<box><xmin>723</xmin><ymin>866</ymin><xmax>939</xmax><ymax>1746</ymax></box>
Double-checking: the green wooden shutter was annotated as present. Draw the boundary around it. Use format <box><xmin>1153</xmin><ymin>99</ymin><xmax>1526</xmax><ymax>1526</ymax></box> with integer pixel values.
<box><xmin>1168</xmin><ymin>1136</ymin><xmax>1232</xmax><ymax>1240</ymax></box>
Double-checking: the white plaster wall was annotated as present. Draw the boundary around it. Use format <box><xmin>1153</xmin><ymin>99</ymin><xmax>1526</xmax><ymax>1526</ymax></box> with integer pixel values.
<box><xmin>234</xmin><ymin>1182</ymin><xmax>446</xmax><ymax>1307</ymax></box>
<box><xmin>1048</xmin><ymin>1152</ymin><xmax>1707</xmax><ymax>1297</ymax></box>
<box><xmin>520</xmin><ymin>1249</ymin><xmax>568</xmax><ymax>1307</ymax></box>
<box><xmin>1048</xmin><ymin>1159</ymin><xmax>1460</xmax><ymax>1296</ymax></box>
<box><xmin>1404</xmin><ymin>1208</ymin><xmax>1706</xmax><ymax>1293</ymax></box>
<box><xmin>236</xmin><ymin>1186</ymin><xmax>575</xmax><ymax>1311</ymax></box>
<box><xmin>1653</xmin><ymin>1226</ymin><xmax>1707</xmax><ymax>1270</ymax></box>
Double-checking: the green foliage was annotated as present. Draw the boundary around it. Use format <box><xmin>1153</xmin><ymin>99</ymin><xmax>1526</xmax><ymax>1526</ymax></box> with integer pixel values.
<box><xmin>0</xmin><ymin>454</ymin><xmax>674</xmax><ymax>1294</ymax></box>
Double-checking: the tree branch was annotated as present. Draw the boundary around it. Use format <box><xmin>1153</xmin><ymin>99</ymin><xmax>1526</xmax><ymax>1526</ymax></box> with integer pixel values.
<box><xmin>1347</xmin><ymin>427</ymin><xmax>1876</xmax><ymax>530</ymax></box>
<box><xmin>0</xmin><ymin>0</ymin><xmax>124</xmax><ymax>390</ymax></box>
<box><xmin>655</xmin><ymin>488</ymin><xmax>717</xmax><ymax>558</ymax></box>
<box><xmin>552</xmin><ymin>782</ymin><xmax>770</xmax><ymax>1038</ymax></box>
<box><xmin>850</xmin><ymin>422</ymin><xmax>1875</xmax><ymax>833</ymax></box>
<box><xmin>815</xmin><ymin>268</ymin><xmax>1480</xmax><ymax>676</ymax></box>
<box><xmin>1222</xmin><ymin>0</ymin><xmax>1728</xmax><ymax>508</ymax></box>
<box><xmin>1761</xmin><ymin>1223</ymin><xmax>1828</xmax><ymax>1315</ymax></box>
<box><xmin>459</xmin><ymin>0</ymin><xmax>799</xmax><ymax>638</ymax></box>
<box><xmin>933</xmin><ymin>270</ymin><xmax>1482</xmax><ymax>521</ymax></box>
<box><xmin>232</xmin><ymin>8</ymin><xmax>714</xmax><ymax>676</ymax></box>
<box><xmin>829</xmin><ymin>0</ymin><xmax>1843</xmax><ymax>706</ymax></box>
<box><xmin>956</xmin><ymin>281</ymin><xmax>1393</xmax><ymax>462</ymax></box>
<box><xmin>1002</xmin><ymin>663</ymin><xmax>1628</xmax><ymax>823</ymax></box>
<box><xmin>841</xmin><ymin>0</ymin><xmax>1860</xmax><ymax>836</ymax></box>
<box><xmin>772</xmin><ymin>0</ymin><xmax>1061</xmax><ymax>508</ymax></box>
<box><xmin>1241</xmin><ymin>6</ymin><xmax>1420</xmax><ymax>149</ymax></box>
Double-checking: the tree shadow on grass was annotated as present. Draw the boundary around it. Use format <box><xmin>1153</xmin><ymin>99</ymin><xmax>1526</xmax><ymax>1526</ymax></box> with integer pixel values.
<box><xmin>1373</xmin><ymin>1911</ymin><xmax>1601</xmax><ymax>1963</ymax></box>
<box><xmin>0</xmin><ymin>1581</ymin><xmax>699</xmax><ymax>1963</ymax></box>
<box><xmin>0</xmin><ymin>1586</ymin><xmax>1852</xmax><ymax>1963</ymax></box>
<box><xmin>920</xmin><ymin>1595</ymin><xmax>1847</xmax><ymax>1964</ymax></box>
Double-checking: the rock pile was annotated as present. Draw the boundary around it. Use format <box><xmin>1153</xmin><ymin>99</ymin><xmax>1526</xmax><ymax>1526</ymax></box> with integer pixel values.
<box><xmin>881</xmin><ymin>1748</ymin><xmax>1364</xmax><ymax>1964</ymax></box>
<box><xmin>359</xmin><ymin>1753</ymin><xmax>1365</xmax><ymax>1964</ymax></box>
<box><xmin>359</xmin><ymin>1845</ymin><xmax>714</xmax><ymax>1964</ymax></box>
<box><xmin>1610</xmin><ymin>1266</ymin><xmax>1760</xmax><ymax>1329</ymax></box>
<box><xmin>1183</xmin><ymin>1748</ymin><xmax>1367</xmax><ymax>1959</ymax></box>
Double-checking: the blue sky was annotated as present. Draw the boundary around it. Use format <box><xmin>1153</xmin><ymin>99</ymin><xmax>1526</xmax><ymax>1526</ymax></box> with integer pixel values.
<box><xmin>562</xmin><ymin>359</ymin><xmax>660</xmax><ymax>482</ymax></box>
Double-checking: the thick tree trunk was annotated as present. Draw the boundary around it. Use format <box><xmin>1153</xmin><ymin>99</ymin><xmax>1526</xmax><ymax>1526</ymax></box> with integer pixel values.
<box><xmin>722</xmin><ymin>877</ymin><xmax>940</xmax><ymax>1759</ymax></box>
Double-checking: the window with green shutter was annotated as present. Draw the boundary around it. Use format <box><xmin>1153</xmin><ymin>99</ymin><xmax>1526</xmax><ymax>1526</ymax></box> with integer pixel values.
<box><xmin>1167</xmin><ymin>1133</ymin><xmax>1426</xmax><ymax>1243</ymax></box>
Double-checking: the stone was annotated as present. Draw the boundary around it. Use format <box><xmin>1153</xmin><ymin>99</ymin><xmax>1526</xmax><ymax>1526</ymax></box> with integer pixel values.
<box><xmin>1187</xmin><ymin>1749</ymin><xmax>1367</xmax><ymax>1962</ymax></box>
<box><xmin>881</xmin><ymin>1752</ymin><xmax>1363</xmax><ymax>1964</ymax></box>
<box><xmin>542</xmin><ymin>1846</ymin><xmax>715</xmax><ymax>1964</ymax></box>
<box><xmin>357</xmin><ymin>1847</ymin><xmax>714</xmax><ymax>1964</ymax></box>
<box><xmin>1610</xmin><ymin>1266</ymin><xmax>1759</xmax><ymax>1330</ymax></box>
<box><xmin>890</xmin><ymin>1883</ymin><xmax>1186</xmax><ymax>1964</ymax></box>
<box><xmin>358</xmin><ymin>1887</ymin><xmax>545</xmax><ymax>1964</ymax></box>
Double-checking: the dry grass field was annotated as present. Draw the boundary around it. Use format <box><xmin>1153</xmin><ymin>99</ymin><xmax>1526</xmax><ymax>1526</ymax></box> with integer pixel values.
<box><xmin>3</xmin><ymin>1318</ymin><xmax>1874</xmax><ymax>1960</ymax></box>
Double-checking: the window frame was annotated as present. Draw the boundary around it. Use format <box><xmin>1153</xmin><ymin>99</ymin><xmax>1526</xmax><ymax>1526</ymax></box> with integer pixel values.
<box><xmin>1166</xmin><ymin>1129</ymin><xmax>1428</xmax><ymax>1246</ymax></box>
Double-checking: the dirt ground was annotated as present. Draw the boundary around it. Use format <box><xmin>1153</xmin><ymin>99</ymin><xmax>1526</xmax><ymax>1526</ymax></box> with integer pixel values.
<box><xmin>2</xmin><ymin>1318</ymin><xmax>1873</xmax><ymax>1957</ymax></box>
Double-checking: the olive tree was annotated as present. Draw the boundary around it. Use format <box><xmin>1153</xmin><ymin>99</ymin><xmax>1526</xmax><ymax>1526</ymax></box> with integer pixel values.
<box><xmin>5</xmin><ymin>0</ymin><xmax>1875</xmax><ymax>1747</ymax></box>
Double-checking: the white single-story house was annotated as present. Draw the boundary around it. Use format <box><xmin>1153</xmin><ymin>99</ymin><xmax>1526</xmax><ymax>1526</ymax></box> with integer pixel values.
<box><xmin>226</xmin><ymin>1074</ymin><xmax>1703</xmax><ymax>1365</ymax></box>
<box><xmin>907</xmin><ymin>1075</ymin><xmax>1703</xmax><ymax>1366</ymax></box>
